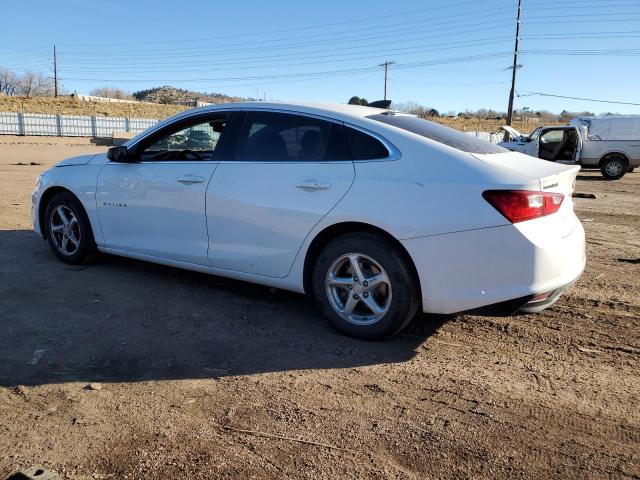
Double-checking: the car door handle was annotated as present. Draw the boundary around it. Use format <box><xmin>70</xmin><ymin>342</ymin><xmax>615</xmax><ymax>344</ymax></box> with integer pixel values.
<box><xmin>177</xmin><ymin>175</ymin><xmax>206</xmax><ymax>184</ymax></box>
<box><xmin>296</xmin><ymin>180</ymin><xmax>331</xmax><ymax>190</ymax></box>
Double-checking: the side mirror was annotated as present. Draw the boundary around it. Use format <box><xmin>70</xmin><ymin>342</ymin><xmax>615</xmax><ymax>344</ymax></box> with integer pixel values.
<box><xmin>107</xmin><ymin>146</ymin><xmax>133</xmax><ymax>163</ymax></box>
<box><xmin>523</xmin><ymin>136</ymin><xmax>532</xmax><ymax>143</ymax></box>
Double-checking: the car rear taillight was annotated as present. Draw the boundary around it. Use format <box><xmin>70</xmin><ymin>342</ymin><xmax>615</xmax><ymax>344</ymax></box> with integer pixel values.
<box><xmin>482</xmin><ymin>190</ymin><xmax>564</xmax><ymax>223</ymax></box>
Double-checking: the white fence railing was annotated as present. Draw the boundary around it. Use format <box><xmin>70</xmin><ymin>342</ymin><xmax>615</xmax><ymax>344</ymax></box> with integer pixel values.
<box><xmin>0</xmin><ymin>112</ymin><xmax>160</xmax><ymax>137</ymax></box>
<box><xmin>0</xmin><ymin>111</ymin><xmax>500</xmax><ymax>144</ymax></box>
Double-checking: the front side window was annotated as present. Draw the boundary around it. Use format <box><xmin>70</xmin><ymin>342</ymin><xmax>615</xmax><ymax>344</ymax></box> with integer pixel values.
<box><xmin>528</xmin><ymin>127</ymin><xmax>542</xmax><ymax>142</ymax></box>
<box><xmin>139</xmin><ymin>116</ymin><xmax>227</xmax><ymax>161</ymax></box>
<box><xmin>540</xmin><ymin>129</ymin><xmax>564</xmax><ymax>144</ymax></box>
<box><xmin>231</xmin><ymin>111</ymin><xmax>350</xmax><ymax>162</ymax></box>
<box><xmin>368</xmin><ymin>113</ymin><xmax>507</xmax><ymax>155</ymax></box>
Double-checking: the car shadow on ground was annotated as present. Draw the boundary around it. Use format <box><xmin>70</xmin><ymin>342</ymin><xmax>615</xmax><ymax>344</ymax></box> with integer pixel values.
<box><xmin>0</xmin><ymin>230</ymin><xmax>450</xmax><ymax>387</ymax></box>
<box><xmin>576</xmin><ymin>175</ymin><xmax>608</xmax><ymax>182</ymax></box>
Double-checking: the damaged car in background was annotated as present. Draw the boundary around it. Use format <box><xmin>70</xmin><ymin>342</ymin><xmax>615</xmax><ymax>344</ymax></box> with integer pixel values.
<box><xmin>496</xmin><ymin>115</ymin><xmax>640</xmax><ymax>180</ymax></box>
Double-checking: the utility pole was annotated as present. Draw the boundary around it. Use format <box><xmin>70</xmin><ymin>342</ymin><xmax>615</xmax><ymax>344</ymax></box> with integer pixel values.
<box><xmin>53</xmin><ymin>45</ymin><xmax>58</xmax><ymax>98</ymax></box>
<box><xmin>506</xmin><ymin>0</ymin><xmax>522</xmax><ymax>126</ymax></box>
<box><xmin>378</xmin><ymin>61</ymin><xmax>395</xmax><ymax>100</ymax></box>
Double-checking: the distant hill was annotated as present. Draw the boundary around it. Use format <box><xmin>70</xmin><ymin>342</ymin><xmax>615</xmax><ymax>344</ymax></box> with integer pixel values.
<box><xmin>132</xmin><ymin>86</ymin><xmax>244</xmax><ymax>105</ymax></box>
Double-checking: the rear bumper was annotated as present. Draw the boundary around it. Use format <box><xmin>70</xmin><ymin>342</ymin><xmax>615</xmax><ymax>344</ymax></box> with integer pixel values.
<box><xmin>402</xmin><ymin>214</ymin><xmax>585</xmax><ymax>315</ymax></box>
<box><xmin>461</xmin><ymin>276</ymin><xmax>579</xmax><ymax>316</ymax></box>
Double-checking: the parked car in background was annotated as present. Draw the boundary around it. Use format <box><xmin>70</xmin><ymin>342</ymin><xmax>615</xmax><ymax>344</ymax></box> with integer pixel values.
<box><xmin>497</xmin><ymin>115</ymin><xmax>640</xmax><ymax>179</ymax></box>
<box><xmin>32</xmin><ymin>102</ymin><xmax>585</xmax><ymax>339</ymax></box>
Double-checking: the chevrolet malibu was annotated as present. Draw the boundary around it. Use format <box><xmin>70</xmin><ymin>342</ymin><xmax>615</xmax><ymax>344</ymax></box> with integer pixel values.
<box><xmin>32</xmin><ymin>102</ymin><xmax>586</xmax><ymax>339</ymax></box>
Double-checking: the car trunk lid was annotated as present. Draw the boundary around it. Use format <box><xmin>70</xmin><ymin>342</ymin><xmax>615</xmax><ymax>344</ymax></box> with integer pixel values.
<box><xmin>473</xmin><ymin>151</ymin><xmax>580</xmax><ymax>235</ymax></box>
<box><xmin>472</xmin><ymin>151</ymin><xmax>579</xmax><ymax>195</ymax></box>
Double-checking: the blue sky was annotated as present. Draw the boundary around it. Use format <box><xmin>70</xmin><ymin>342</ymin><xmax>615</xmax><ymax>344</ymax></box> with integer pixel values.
<box><xmin>2</xmin><ymin>0</ymin><xmax>640</xmax><ymax>114</ymax></box>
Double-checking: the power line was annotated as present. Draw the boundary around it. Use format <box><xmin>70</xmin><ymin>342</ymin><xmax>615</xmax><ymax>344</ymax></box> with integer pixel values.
<box><xmin>60</xmin><ymin>13</ymin><xmax>515</xmax><ymax>59</ymax></box>
<box><xmin>528</xmin><ymin>0</ymin><xmax>640</xmax><ymax>6</ymax></box>
<box><xmin>525</xmin><ymin>10</ymin><xmax>640</xmax><ymax>19</ymax></box>
<box><xmin>524</xmin><ymin>30</ymin><xmax>640</xmax><ymax>37</ymax></box>
<box><xmin>56</xmin><ymin>25</ymin><xmax>514</xmax><ymax>65</ymax></box>
<box><xmin>10</xmin><ymin>32</ymin><xmax>635</xmax><ymax>74</ymax></box>
<box><xmin>517</xmin><ymin>91</ymin><xmax>640</xmax><ymax>106</ymax></box>
<box><xmin>390</xmin><ymin>78</ymin><xmax>509</xmax><ymax>86</ymax></box>
<box><xmin>526</xmin><ymin>16</ymin><xmax>640</xmax><ymax>23</ymax></box>
<box><xmin>522</xmin><ymin>48</ymin><xmax>640</xmax><ymax>56</ymax></box>
<box><xmin>55</xmin><ymin>0</ymin><xmax>514</xmax><ymax>48</ymax></box>
<box><xmin>59</xmin><ymin>52</ymin><xmax>515</xmax><ymax>84</ymax></box>
<box><xmin>56</xmin><ymin>38</ymin><xmax>514</xmax><ymax>74</ymax></box>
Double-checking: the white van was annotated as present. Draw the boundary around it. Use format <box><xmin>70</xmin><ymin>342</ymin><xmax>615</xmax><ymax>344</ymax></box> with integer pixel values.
<box><xmin>497</xmin><ymin>116</ymin><xmax>640</xmax><ymax>179</ymax></box>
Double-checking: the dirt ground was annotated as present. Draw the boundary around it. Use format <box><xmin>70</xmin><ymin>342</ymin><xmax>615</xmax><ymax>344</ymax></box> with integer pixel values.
<box><xmin>0</xmin><ymin>136</ymin><xmax>638</xmax><ymax>480</ymax></box>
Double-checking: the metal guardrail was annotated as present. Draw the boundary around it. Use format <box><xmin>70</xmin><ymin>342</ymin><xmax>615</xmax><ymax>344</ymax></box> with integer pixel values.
<box><xmin>0</xmin><ymin>112</ymin><xmax>160</xmax><ymax>138</ymax></box>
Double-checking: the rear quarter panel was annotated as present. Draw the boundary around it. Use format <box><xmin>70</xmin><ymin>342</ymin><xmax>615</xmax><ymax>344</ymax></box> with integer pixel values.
<box><xmin>327</xmin><ymin>131</ymin><xmax>539</xmax><ymax>240</ymax></box>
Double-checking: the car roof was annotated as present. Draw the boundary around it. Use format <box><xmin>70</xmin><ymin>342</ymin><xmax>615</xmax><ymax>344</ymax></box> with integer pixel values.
<box><xmin>124</xmin><ymin>101</ymin><xmax>394</xmax><ymax>148</ymax></box>
<box><xmin>180</xmin><ymin>101</ymin><xmax>391</xmax><ymax>122</ymax></box>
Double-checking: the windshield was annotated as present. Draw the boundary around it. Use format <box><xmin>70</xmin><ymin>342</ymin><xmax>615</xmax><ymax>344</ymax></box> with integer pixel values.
<box><xmin>367</xmin><ymin>113</ymin><xmax>507</xmax><ymax>154</ymax></box>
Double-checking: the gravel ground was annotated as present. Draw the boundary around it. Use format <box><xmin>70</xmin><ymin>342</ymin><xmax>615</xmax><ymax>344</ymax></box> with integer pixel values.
<box><xmin>0</xmin><ymin>136</ymin><xmax>638</xmax><ymax>479</ymax></box>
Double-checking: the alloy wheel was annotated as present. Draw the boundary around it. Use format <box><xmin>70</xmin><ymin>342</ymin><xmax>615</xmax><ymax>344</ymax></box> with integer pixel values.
<box><xmin>605</xmin><ymin>160</ymin><xmax>623</xmax><ymax>177</ymax></box>
<box><xmin>325</xmin><ymin>253</ymin><xmax>392</xmax><ymax>326</ymax></box>
<box><xmin>49</xmin><ymin>205</ymin><xmax>81</xmax><ymax>256</ymax></box>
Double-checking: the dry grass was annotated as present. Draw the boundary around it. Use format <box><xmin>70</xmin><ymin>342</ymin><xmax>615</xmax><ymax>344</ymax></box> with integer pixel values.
<box><xmin>435</xmin><ymin>117</ymin><xmax>567</xmax><ymax>135</ymax></box>
<box><xmin>0</xmin><ymin>96</ymin><xmax>189</xmax><ymax>119</ymax></box>
<box><xmin>0</xmin><ymin>96</ymin><xmax>556</xmax><ymax>133</ymax></box>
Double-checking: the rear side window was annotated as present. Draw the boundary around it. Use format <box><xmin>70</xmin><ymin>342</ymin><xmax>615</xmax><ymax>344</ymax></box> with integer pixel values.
<box><xmin>367</xmin><ymin>113</ymin><xmax>507</xmax><ymax>154</ymax></box>
<box><xmin>345</xmin><ymin>127</ymin><xmax>389</xmax><ymax>160</ymax></box>
<box><xmin>231</xmin><ymin>111</ymin><xmax>350</xmax><ymax>161</ymax></box>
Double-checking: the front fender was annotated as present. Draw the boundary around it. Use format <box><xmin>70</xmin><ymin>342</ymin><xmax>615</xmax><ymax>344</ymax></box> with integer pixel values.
<box><xmin>34</xmin><ymin>164</ymin><xmax>105</xmax><ymax>245</ymax></box>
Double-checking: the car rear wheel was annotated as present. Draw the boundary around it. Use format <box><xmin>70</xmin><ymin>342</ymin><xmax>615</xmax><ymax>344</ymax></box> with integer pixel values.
<box><xmin>44</xmin><ymin>192</ymin><xmax>95</xmax><ymax>264</ymax></box>
<box><xmin>311</xmin><ymin>232</ymin><xmax>420</xmax><ymax>340</ymax></box>
<box><xmin>600</xmin><ymin>155</ymin><xmax>628</xmax><ymax>180</ymax></box>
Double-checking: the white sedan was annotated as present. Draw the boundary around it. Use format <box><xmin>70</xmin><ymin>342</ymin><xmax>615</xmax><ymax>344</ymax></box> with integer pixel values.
<box><xmin>32</xmin><ymin>102</ymin><xmax>585</xmax><ymax>339</ymax></box>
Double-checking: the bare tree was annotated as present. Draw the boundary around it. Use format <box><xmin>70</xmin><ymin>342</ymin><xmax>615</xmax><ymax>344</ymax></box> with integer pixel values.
<box><xmin>89</xmin><ymin>86</ymin><xmax>131</xmax><ymax>99</ymax></box>
<box><xmin>0</xmin><ymin>68</ymin><xmax>20</xmax><ymax>96</ymax></box>
<box><xmin>18</xmin><ymin>70</ymin><xmax>54</xmax><ymax>97</ymax></box>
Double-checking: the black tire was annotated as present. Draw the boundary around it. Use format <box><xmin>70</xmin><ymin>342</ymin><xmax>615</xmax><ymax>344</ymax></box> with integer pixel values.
<box><xmin>600</xmin><ymin>156</ymin><xmax>628</xmax><ymax>180</ymax></box>
<box><xmin>44</xmin><ymin>192</ymin><xmax>95</xmax><ymax>265</ymax></box>
<box><xmin>311</xmin><ymin>232</ymin><xmax>420</xmax><ymax>340</ymax></box>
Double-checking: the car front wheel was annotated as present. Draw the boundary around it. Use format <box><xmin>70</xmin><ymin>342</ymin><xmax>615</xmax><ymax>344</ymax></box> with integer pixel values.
<box><xmin>44</xmin><ymin>192</ymin><xmax>95</xmax><ymax>264</ymax></box>
<box><xmin>311</xmin><ymin>232</ymin><xmax>420</xmax><ymax>340</ymax></box>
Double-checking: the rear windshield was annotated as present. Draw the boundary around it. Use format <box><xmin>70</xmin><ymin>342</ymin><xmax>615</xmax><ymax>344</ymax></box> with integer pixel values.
<box><xmin>367</xmin><ymin>113</ymin><xmax>507</xmax><ymax>154</ymax></box>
